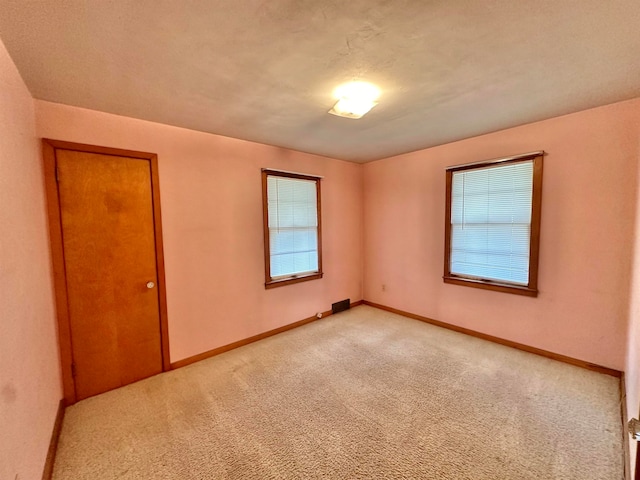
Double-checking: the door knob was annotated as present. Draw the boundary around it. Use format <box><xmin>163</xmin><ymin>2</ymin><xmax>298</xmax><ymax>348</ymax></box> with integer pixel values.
<box><xmin>630</xmin><ymin>418</ymin><xmax>640</xmax><ymax>440</ymax></box>
<box><xmin>146</xmin><ymin>281</ymin><xmax>155</xmax><ymax>289</ymax></box>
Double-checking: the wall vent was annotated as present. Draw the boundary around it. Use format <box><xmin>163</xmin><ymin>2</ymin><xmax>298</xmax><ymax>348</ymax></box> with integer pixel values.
<box><xmin>332</xmin><ymin>299</ymin><xmax>350</xmax><ymax>314</ymax></box>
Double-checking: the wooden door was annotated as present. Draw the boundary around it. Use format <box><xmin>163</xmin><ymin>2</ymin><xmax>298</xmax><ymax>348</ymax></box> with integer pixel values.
<box><xmin>636</xmin><ymin>431</ymin><xmax>640</xmax><ymax>480</ymax></box>
<box><xmin>44</xmin><ymin>141</ymin><xmax>169</xmax><ymax>403</ymax></box>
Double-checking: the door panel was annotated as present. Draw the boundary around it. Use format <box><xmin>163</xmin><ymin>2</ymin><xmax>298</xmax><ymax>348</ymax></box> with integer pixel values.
<box><xmin>57</xmin><ymin>150</ymin><xmax>163</xmax><ymax>400</ymax></box>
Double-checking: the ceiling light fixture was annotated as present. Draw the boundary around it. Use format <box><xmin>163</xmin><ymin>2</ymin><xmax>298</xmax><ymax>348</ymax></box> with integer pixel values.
<box><xmin>329</xmin><ymin>81</ymin><xmax>380</xmax><ymax>119</ymax></box>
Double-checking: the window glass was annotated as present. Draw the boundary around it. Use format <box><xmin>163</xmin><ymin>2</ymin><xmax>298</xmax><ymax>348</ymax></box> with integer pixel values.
<box><xmin>263</xmin><ymin>171</ymin><xmax>322</xmax><ymax>288</ymax></box>
<box><xmin>444</xmin><ymin>154</ymin><xmax>542</xmax><ymax>296</ymax></box>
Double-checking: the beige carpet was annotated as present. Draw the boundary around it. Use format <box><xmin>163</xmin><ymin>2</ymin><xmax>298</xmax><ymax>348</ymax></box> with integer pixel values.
<box><xmin>53</xmin><ymin>305</ymin><xmax>623</xmax><ymax>479</ymax></box>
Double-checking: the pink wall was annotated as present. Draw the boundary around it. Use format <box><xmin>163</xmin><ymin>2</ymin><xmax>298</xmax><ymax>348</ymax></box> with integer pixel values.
<box><xmin>627</xmin><ymin>125</ymin><xmax>640</xmax><ymax>475</ymax></box>
<box><xmin>0</xmin><ymin>41</ymin><xmax>62</xmax><ymax>479</ymax></box>
<box><xmin>364</xmin><ymin>99</ymin><xmax>640</xmax><ymax>371</ymax></box>
<box><xmin>35</xmin><ymin>100</ymin><xmax>364</xmax><ymax>363</ymax></box>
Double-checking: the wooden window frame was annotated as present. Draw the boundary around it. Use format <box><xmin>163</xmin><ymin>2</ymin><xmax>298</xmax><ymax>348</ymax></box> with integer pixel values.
<box><xmin>443</xmin><ymin>152</ymin><xmax>544</xmax><ymax>297</ymax></box>
<box><xmin>262</xmin><ymin>169</ymin><xmax>323</xmax><ymax>289</ymax></box>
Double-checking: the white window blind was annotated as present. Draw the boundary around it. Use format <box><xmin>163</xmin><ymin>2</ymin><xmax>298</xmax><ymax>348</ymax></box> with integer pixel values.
<box><xmin>450</xmin><ymin>161</ymin><xmax>533</xmax><ymax>285</ymax></box>
<box><xmin>267</xmin><ymin>175</ymin><xmax>318</xmax><ymax>278</ymax></box>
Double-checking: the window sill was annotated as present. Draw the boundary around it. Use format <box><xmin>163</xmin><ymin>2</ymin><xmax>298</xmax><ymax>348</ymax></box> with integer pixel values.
<box><xmin>265</xmin><ymin>272</ymin><xmax>323</xmax><ymax>289</ymax></box>
<box><xmin>443</xmin><ymin>275</ymin><xmax>538</xmax><ymax>297</ymax></box>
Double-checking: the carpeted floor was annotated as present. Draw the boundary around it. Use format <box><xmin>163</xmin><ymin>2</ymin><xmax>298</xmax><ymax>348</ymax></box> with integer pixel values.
<box><xmin>52</xmin><ymin>305</ymin><xmax>624</xmax><ymax>479</ymax></box>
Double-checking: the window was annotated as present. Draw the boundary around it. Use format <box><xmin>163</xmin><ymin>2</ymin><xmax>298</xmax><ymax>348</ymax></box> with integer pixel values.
<box><xmin>262</xmin><ymin>169</ymin><xmax>323</xmax><ymax>289</ymax></box>
<box><xmin>444</xmin><ymin>152</ymin><xmax>543</xmax><ymax>297</ymax></box>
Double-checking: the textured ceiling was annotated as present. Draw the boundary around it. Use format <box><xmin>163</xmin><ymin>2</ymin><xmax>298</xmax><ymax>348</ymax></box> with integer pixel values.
<box><xmin>1</xmin><ymin>1</ymin><xmax>640</xmax><ymax>163</ymax></box>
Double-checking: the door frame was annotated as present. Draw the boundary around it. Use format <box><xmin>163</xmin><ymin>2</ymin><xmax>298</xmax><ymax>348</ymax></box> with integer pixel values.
<box><xmin>43</xmin><ymin>139</ymin><xmax>171</xmax><ymax>405</ymax></box>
